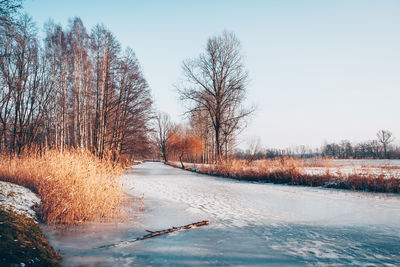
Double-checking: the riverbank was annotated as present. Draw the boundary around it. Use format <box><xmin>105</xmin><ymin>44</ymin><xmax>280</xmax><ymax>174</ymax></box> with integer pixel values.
<box><xmin>0</xmin><ymin>181</ymin><xmax>61</xmax><ymax>266</ymax></box>
<box><xmin>165</xmin><ymin>159</ymin><xmax>400</xmax><ymax>193</ymax></box>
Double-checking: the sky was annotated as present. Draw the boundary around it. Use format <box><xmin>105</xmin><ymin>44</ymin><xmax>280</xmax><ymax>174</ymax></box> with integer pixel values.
<box><xmin>23</xmin><ymin>0</ymin><xmax>400</xmax><ymax>149</ymax></box>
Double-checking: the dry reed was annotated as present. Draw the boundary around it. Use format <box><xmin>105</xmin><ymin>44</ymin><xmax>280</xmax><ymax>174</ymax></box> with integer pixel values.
<box><xmin>0</xmin><ymin>149</ymin><xmax>124</xmax><ymax>225</ymax></box>
<box><xmin>166</xmin><ymin>158</ymin><xmax>400</xmax><ymax>193</ymax></box>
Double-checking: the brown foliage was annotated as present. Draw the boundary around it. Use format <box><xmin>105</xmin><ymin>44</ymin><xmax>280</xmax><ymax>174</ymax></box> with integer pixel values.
<box><xmin>167</xmin><ymin>130</ymin><xmax>204</xmax><ymax>168</ymax></box>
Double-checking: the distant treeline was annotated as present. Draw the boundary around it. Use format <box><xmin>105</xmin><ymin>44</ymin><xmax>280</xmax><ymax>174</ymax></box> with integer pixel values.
<box><xmin>236</xmin><ymin>130</ymin><xmax>398</xmax><ymax>160</ymax></box>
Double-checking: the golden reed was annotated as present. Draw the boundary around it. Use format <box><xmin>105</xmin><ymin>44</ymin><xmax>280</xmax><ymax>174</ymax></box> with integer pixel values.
<box><xmin>0</xmin><ymin>149</ymin><xmax>124</xmax><ymax>225</ymax></box>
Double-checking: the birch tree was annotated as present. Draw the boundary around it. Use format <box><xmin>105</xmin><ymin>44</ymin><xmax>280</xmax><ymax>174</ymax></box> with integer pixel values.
<box><xmin>67</xmin><ymin>17</ymin><xmax>91</xmax><ymax>149</ymax></box>
<box><xmin>44</xmin><ymin>21</ymin><xmax>68</xmax><ymax>150</ymax></box>
<box><xmin>0</xmin><ymin>9</ymin><xmax>154</xmax><ymax>158</ymax></box>
<box><xmin>90</xmin><ymin>24</ymin><xmax>120</xmax><ymax>157</ymax></box>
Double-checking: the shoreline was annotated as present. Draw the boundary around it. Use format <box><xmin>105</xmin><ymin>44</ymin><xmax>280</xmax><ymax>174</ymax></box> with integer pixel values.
<box><xmin>164</xmin><ymin>161</ymin><xmax>400</xmax><ymax>194</ymax></box>
<box><xmin>0</xmin><ymin>181</ymin><xmax>61</xmax><ymax>266</ymax></box>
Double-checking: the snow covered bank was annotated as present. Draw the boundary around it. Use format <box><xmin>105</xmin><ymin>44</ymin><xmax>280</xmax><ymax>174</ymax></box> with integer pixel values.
<box><xmin>0</xmin><ymin>181</ymin><xmax>61</xmax><ymax>266</ymax></box>
<box><xmin>174</xmin><ymin>160</ymin><xmax>400</xmax><ymax>179</ymax></box>
<box><xmin>167</xmin><ymin>160</ymin><xmax>400</xmax><ymax>193</ymax></box>
<box><xmin>0</xmin><ymin>181</ymin><xmax>40</xmax><ymax>220</ymax></box>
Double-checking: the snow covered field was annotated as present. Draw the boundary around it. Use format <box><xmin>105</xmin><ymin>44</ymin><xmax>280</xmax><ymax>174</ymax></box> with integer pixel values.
<box><xmin>329</xmin><ymin>159</ymin><xmax>400</xmax><ymax>167</ymax></box>
<box><xmin>179</xmin><ymin>159</ymin><xmax>400</xmax><ymax>179</ymax></box>
<box><xmin>302</xmin><ymin>159</ymin><xmax>400</xmax><ymax>178</ymax></box>
<box><xmin>44</xmin><ymin>162</ymin><xmax>400</xmax><ymax>266</ymax></box>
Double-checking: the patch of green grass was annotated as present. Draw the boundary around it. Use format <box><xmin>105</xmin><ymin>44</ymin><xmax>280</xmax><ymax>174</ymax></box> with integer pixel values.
<box><xmin>0</xmin><ymin>207</ymin><xmax>61</xmax><ymax>266</ymax></box>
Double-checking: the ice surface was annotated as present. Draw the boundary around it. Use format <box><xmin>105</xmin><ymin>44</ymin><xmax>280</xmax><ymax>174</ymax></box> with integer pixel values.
<box><xmin>44</xmin><ymin>162</ymin><xmax>400</xmax><ymax>266</ymax></box>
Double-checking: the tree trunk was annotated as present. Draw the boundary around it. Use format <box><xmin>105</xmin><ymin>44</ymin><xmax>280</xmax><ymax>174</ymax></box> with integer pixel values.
<box><xmin>179</xmin><ymin>153</ymin><xmax>184</xmax><ymax>169</ymax></box>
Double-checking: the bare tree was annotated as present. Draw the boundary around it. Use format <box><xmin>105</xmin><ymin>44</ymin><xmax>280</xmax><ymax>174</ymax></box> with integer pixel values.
<box><xmin>245</xmin><ymin>137</ymin><xmax>263</xmax><ymax>163</ymax></box>
<box><xmin>377</xmin><ymin>130</ymin><xmax>394</xmax><ymax>158</ymax></box>
<box><xmin>154</xmin><ymin>112</ymin><xmax>173</xmax><ymax>161</ymax></box>
<box><xmin>44</xmin><ymin>21</ymin><xmax>69</xmax><ymax>150</ymax></box>
<box><xmin>110</xmin><ymin>48</ymin><xmax>153</xmax><ymax>160</ymax></box>
<box><xmin>178</xmin><ymin>31</ymin><xmax>254</xmax><ymax>162</ymax></box>
<box><xmin>189</xmin><ymin>108</ymin><xmax>213</xmax><ymax>163</ymax></box>
<box><xmin>0</xmin><ymin>0</ymin><xmax>21</xmax><ymax>150</ymax></box>
<box><xmin>0</xmin><ymin>5</ymin><xmax>154</xmax><ymax>159</ymax></box>
<box><xmin>67</xmin><ymin>17</ymin><xmax>91</xmax><ymax>149</ymax></box>
<box><xmin>90</xmin><ymin>24</ymin><xmax>120</xmax><ymax>157</ymax></box>
<box><xmin>0</xmin><ymin>0</ymin><xmax>22</xmax><ymax>27</ymax></box>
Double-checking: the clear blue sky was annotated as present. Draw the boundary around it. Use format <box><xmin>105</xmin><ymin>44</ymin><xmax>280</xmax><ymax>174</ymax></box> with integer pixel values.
<box><xmin>23</xmin><ymin>0</ymin><xmax>400</xmax><ymax>149</ymax></box>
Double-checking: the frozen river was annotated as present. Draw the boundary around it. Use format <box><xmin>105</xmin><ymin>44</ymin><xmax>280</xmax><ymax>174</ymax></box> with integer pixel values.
<box><xmin>45</xmin><ymin>162</ymin><xmax>400</xmax><ymax>266</ymax></box>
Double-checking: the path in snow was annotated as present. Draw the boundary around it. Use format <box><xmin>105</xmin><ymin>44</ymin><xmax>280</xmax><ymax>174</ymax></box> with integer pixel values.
<box><xmin>45</xmin><ymin>162</ymin><xmax>400</xmax><ymax>266</ymax></box>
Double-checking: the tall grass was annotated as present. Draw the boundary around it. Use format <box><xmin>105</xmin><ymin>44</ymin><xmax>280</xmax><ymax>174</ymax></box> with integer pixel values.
<box><xmin>0</xmin><ymin>149</ymin><xmax>124</xmax><ymax>225</ymax></box>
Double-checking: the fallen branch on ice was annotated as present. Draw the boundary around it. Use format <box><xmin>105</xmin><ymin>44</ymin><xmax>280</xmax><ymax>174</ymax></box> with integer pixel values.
<box><xmin>98</xmin><ymin>220</ymin><xmax>209</xmax><ymax>249</ymax></box>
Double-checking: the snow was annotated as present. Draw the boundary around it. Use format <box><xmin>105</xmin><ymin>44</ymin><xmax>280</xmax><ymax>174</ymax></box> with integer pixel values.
<box><xmin>180</xmin><ymin>159</ymin><xmax>400</xmax><ymax>179</ymax></box>
<box><xmin>44</xmin><ymin>162</ymin><xmax>400</xmax><ymax>266</ymax></box>
<box><xmin>329</xmin><ymin>159</ymin><xmax>400</xmax><ymax>167</ymax></box>
<box><xmin>302</xmin><ymin>159</ymin><xmax>400</xmax><ymax>178</ymax></box>
<box><xmin>0</xmin><ymin>181</ymin><xmax>40</xmax><ymax>220</ymax></box>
